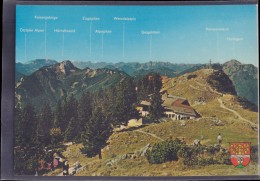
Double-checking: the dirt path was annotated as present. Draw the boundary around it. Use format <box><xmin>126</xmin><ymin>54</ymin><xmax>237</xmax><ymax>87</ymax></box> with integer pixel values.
<box><xmin>134</xmin><ymin>130</ymin><xmax>164</xmax><ymax>141</ymax></box>
<box><xmin>194</xmin><ymin>80</ymin><xmax>223</xmax><ymax>96</ymax></box>
<box><xmin>217</xmin><ymin>98</ymin><xmax>257</xmax><ymax>127</ymax></box>
<box><xmin>189</xmin><ymin>84</ymin><xmax>202</xmax><ymax>91</ymax></box>
<box><xmin>214</xmin><ymin>109</ymin><xmax>229</xmax><ymax>114</ymax></box>
<box><xmin>195</xmin><ymin>80</ymin><xmax>206</xmax><ymax>87</ymax></box>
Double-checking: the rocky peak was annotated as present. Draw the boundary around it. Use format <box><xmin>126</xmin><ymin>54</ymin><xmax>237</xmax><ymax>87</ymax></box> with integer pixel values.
<box><xmin>223</xmin><ymin>59</ymin><xmax>242</xmax><ymax>67</ymax></box>
<box><xmin>222</xmin><ymin>59</ymin><xmax>258</xmax><ymax>78</ymax></box>
<box><xmin>229</xmin><ymin>59</ymin><xmax>242</xmax><ymax>64</ymax></box>
<box><xmin>55</xmin><ymin>60</ymin><xmax>77</xmax><ymax>75</ymax></box>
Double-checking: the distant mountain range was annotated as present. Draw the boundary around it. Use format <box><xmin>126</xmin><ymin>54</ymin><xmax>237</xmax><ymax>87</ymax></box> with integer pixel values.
<box><xmin>17</xmin><ymin>60</ymin><xmax>197</xmax><ymax>78</ymax></box>
<box><xmin>15</xmin><ymin>59</ymin><xmax>258</xmax><ymax>106</ymax></box>
<box><xmin>16</xmin><ymin>59</ymin><xmax>58</xmax><ymax>75</ymax></box>
<box><xmin>72</xmin><ymin>61</ymin><xmax>198</xmax><ymax>78</ymax></box>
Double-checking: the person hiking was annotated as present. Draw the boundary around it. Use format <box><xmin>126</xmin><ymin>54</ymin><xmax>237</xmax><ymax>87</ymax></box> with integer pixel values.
<box><xmin>217</xmin><ymin>133</ymin><xmax>222</xmax><ymax>145</ymax></box>
<box><xmin>71</xmin><ymin>161</ymin><xmax>79</xmax><ymax>176</ymax></box>
<box><xmin>62</xmin><ymin>160</ymin><xmax>69</xmax><ymax>176</ymax></box>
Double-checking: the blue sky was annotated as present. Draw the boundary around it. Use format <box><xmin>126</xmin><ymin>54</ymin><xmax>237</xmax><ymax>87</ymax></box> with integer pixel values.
<box><xmin>16</xmin><ymin>5</ymin><xmax>258</xmax><ymax>66</ymax></box>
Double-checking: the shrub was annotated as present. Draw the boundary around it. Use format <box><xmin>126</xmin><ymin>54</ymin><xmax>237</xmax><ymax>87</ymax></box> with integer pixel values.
<box><xmin>207</xmin><ymin>146</ymin><xmax>219</xmax><ymax>155</ymax></box>
<box><xmin>179</xmin><ymin>144</ymin><xmax>231</xmax><ymax>166</ymax></box>
<box><xmin>146</xmin><ymin>140</ymin><xmax>234</xmax><ymax>167</ymax></box>
<box><xmin>178</xmin><ymin>145</ymin><xmax>206</xmax><ymax>159</ymax></box>
<box><xmin>187</xmin><ymin>74</ymin><xmax>197</xmax><ymax>80</ymax></box>
<box><xmin>177</xmin><ymin>145</ymin><xmax>194</xmax><ymax>159</ymax></box>
<box><xmin>197</xmin><ymin>158</ymin><xmax>217</xmax><ymax>166</ymax></box>
<box><xmin>146</xmin><ymin>139</ymin><xmax>183</xmax><ymax>164</ymax></box>
<box><xmin>184</xmin><ymin>157</ymin><xmax>218</xmax><ymax>166</ymax></box>
<box><xmin>183</xmin><ymin>157</ymin><xmax>198</xmax><ymax>166</ymax></box>
<box><xmin>218</xmin><ymin>152</ymin><xmax>232</xmax><ymax>165</ymax></box>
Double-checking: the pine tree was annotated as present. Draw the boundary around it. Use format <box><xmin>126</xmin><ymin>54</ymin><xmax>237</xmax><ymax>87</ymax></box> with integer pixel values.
<box><xmin>20</xmin><ymin>104</ymin><xmax>38</xmax><ymax>147</ymax></box>
<box><xmin>149</xmin><ymin>73</ymin><xmax>164</xmax><ymax>122</ymax></box>
<box><xmin>15</xmin><ymin>104</ymin><xmax>46</xmax><ymax>175</ymax></box>
<box><xmin>110</xmin><ymin>78</ymin><xmax>138</xmax><ymax>126</ymax></box>
<box><xmin>146</xmin><ymin>74</ymin><xmax>155</xmax><ymax>95</ymax></box>
<box><xmin>63</xmin><ymin>94</ymin><xmax>78</xmax><ymax>133</ymax></box>
<box><xmin>14</xmin><ymin>107</ymin><xmax>23</xmax><ymax>146</ymax></box>
<box><xmin>64</xmin><ymin>117</ymin><xmax>78</xmax><ymax>142</ymax></box>
<box><xmin>65</xmin><ymin>94</ymin><xmax>78</xmax><ymax>120</ymax></box>
<box><xmin>81</xmin><ymin>107</ymin><xmax>112</xmax><ymax>159</ymax></box>
<box><xmin>93</xmin><ymin>88</ymin><xmax>114</xmax><ymax>124</ymax></box>
<box><xmin>38</xmin><ymin>101</ymin><xmax>53</xmax><ymax>145</ymax></box>
<box><xmin>122</xmin><ymin>78</ymin><xmax>139</xmax><ymax>122</ymax></box>
<box><xmin>54</xmin><ymin>100</ymin><xmax>64</xmax><ymax>131</ymax></box>
<box><xmin>137</xmin><ymin>76</ymin><xmax>150</xmax><ymax>101</ymax></box>
<box><xmin>101</xmin><ymin>87</ymin><xmax>114</xmax><ymax>118</ymax></box>
<box><xmin>137</xmin><ymin>74</ymin><xmax>161</xmax><ymax>101</ymax></box>
<box><xmin>151</xmin><ymin>73</ymin><xmax>163</xmax><ymax>92</ymax></box>
<box><xmin>149</xmin><ymin>90</ymin><xmax>164</xmax><ymax>122</ymax></box>
<box><xmin>77</xmin><ymin>92</ymin><xmax>92</xmax><ymax>140</ymax></box>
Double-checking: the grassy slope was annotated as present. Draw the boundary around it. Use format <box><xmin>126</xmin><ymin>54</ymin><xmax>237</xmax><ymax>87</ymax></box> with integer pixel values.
<box><xmin>48</xmin><ymin>68</ymin><xmax>258</xmax><ymax>176</ymax></box>
<box><xmin>58</xmin><ymin>116</ymin><xmax>258</xmax><ymax>176</ymax></box>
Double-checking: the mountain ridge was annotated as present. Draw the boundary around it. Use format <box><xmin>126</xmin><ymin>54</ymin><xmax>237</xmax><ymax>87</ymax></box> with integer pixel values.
<box><xmin>222</xmin><ymin>59</ymin><xmax>258</xmax><ymax>105</ymax></box>
<box><xmin>72</xmin><ymin>61</ymin><xmax>199</xmax><ymax>77</ymax></box>
<box><xmin>15</xmin><ymin>60</ymin><xmax>129</xmax><ymax>110</ymax></box>
<box><xmin>15</xmin><ymin>59</ymin><xmax>258</xmax><ymax>106</ymax></box>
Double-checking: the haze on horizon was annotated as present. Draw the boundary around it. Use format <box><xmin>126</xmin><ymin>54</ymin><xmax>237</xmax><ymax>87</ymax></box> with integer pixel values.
<box><xmin>16</xmin><ymin>5</ymin><xmax>258</xmax><ymax>66</ymax></box>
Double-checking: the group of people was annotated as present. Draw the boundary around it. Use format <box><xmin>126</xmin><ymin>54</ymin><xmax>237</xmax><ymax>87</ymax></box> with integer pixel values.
<box><xmin>62</xmin><ymin>160</ymin><xmax>80</xmax><ymax>176</ymax></box>
<box><xmin>34</xmin><ymin>150</ymin><xmax>80</xmax><ymax>176</ymax></box>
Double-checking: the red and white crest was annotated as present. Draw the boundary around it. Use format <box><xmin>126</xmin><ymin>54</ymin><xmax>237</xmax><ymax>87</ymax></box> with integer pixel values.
<box><xmin>229</xmin><ymin>142</ymin><xmax>251</xmax><ymax>168</ymax></box>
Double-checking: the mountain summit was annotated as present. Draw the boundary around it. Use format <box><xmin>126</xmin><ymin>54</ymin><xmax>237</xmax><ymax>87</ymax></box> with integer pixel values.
<box><xmin>223</xmin><ymin>59</ymin><xmax>242</xmax><ymax>66</ymax></box>
<box><xmin>163</xmin><ymin>68</ymin><xmax>257</xmax><ymax>114</ymax></box>
<box><xmin>43</xmin><ymin>60</ymin><xmax>79</xmax><ymax>77</ymax></box>
<box><xmin>222</xmin><ymin>59</ymin><xmax>258</xmax><ymax>105</ymax></box>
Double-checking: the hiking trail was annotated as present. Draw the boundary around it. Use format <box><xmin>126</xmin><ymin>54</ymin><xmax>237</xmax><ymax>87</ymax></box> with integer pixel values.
<box><xmin>134</xmin><ymin>130</ymin><xmax>164</xmax><ymax>141</ymax></box>
<box><xmin>217</xmin><ymin>98</ymin><xmax>257</xmax><ymax>127</ymax></box>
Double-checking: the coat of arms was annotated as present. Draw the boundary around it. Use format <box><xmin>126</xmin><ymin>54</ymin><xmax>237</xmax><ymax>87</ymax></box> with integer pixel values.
<box><xmin>230</xmin><ymin>142</ymin><xmax>251</xmax><ymax>168</ymax></box>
